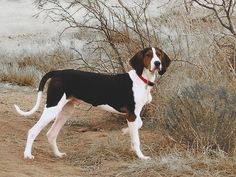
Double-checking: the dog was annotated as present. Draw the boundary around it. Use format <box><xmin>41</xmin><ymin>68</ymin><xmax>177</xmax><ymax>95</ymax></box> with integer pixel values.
<box><xmin>14</xmin><ymin>47</ymin><xmax>171</xmax><ymax>160</ymax></box>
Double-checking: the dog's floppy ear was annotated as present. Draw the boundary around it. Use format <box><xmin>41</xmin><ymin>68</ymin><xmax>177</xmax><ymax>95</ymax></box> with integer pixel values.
<box><xmin>156</xmin><ymin>48</ymin><xmax>171</xmax><ymax>75</ymax></box>
<box><xmin>129</xmin><ymin>48</ymin><xmax>148</xmax><ymax>75</ymax></box>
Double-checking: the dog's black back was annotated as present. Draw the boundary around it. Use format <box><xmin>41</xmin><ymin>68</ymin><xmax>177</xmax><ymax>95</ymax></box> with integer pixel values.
<box><xmin>42</xmin><ymin>70</ymin><xmax>135</xmax><ymax>114</ymax></box>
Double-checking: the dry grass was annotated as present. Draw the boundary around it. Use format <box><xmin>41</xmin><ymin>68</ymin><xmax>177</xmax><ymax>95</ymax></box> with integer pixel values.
<box><xmin>0</xmin><ymin>48</ymin><xmax>73</xmax><ymax>86</ymax></box>
<box><xmin>162</xmin><ymin>81</ymin><xmax>236</xmax><ymax>153</ymax></box>
<box><xmin>63</xmin><ymin>130</ymin><xmax>236</xmax><ymax>176</ymax></box>
<box><xmin>114</xmin><ymin>151</ymin><xmax>236</xmax><ymax>177</ymax></box>
<box><xmin>0</xmin><ymin>63</ymin><xmax>38</xmax><ymax>86</ymax></box>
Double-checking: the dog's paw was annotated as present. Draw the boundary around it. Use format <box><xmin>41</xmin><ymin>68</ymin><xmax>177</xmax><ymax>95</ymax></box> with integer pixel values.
<box><xmin>55</xmin><ymin>152</ymin><xmax>67</xmax><ymax>158</ymax></box>
<box><xmin>139</xmin><ymin>155</ymin><xmax>151</xmax><ymax>160</ymax></box>
<box><xmin>24</xmin><ymin>153</ymin><xmax>35</xmax><ymax>160</ymax></box>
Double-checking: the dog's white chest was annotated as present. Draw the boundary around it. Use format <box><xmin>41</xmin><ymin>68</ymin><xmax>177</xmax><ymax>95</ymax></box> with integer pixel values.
<box><xmin>128</xmin><ymin>70</ymin><xmax>153</xmax><ymax>106</ymax></box>
<box><xmin>136</xmin><ymin>88</ymin><xmax>152</xmax><ymax>105</ymax></box>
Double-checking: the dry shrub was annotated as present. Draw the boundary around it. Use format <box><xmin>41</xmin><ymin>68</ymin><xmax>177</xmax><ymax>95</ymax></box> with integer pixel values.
<box><xmin>35</xmin><ymin>0</ymin><xmax>161</xmax><ymax>74</ymax></box>
<box><xmin>17</xmin><ymin>52</ymin><xmax>70</xmax><ymax>72</ymax></box>
<box><xmin>163</xmin><ymin>82</ymin><xmax>236</xmax><ymax>154</ymax></box>
<box><xmin>146</xmin><ymin>2</ymin><xmax>236</xmax><ymax>154</ymax></box>
<box><xmin>0</xmin><ymin>63</ymin><xmax>39</xmax><ymax>86</ymax></box>
<box><xmin>213</xmin><ymin>35</ymin><xmax>236</xmax><ymax>79</ymax></box>
<box><xmin>0</xmin><ymin>48</ymin><xmax>72</xmax><ymax>87</ymax></box>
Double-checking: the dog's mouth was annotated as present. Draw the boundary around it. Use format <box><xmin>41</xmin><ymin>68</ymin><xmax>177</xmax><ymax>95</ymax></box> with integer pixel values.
<box><xmin>150</xmin><ymin>66</ymin><xmax>160</xmax><ymax>73</ymax></box>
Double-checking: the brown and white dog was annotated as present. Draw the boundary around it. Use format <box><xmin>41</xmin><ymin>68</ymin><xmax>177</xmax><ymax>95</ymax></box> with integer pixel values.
<box><xmin>14</xmin><ymin>47</ymin><xmax>171</xmax><ymax>160</ymax></box>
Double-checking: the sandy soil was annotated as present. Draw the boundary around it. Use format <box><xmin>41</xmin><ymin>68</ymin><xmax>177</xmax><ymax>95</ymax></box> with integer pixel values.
<box><xmin>2</xmin><ymin>84</ymin><xmax>236</xmax><ymax>177</ymax></box>
<box><xmin>0</xmin><ymin>84</ymin><xmax>158</xmax><ymax>177</ymax></box>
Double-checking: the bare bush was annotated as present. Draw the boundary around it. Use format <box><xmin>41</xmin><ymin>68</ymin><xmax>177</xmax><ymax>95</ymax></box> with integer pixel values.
<box><xmin>192</xmin><ymin>0</ymin><xmax>236</xmax><ymax>37</ymax></box>
<box><xmin>140</xmin><ymin>1</ymin><xmax>236</xmax><ymax>155</ymax></box>
<box><xmin>163</xmin><ymin>82</ymin><xmax>236</xmax><ymax>153</ymax></box>
<box><xmin>34</xmin><ymin>0</ymin><xmax>160</xmax><ymax>73</ymax></box>
<box><xmin>189</xmin><ymin>0</ymin><xmax>236</xmax><ymax>79</ymax></box>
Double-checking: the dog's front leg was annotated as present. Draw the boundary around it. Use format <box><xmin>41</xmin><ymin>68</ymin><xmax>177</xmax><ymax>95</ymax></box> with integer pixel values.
<box><xmin>127</xmin><ymin>118</ymin><xmax>150</xmax><ymax>160</ymax></box>
<box><xmin>122</xmin><ymin>117</ymin><xmax>143</xmax><ymax>135</ymax></box>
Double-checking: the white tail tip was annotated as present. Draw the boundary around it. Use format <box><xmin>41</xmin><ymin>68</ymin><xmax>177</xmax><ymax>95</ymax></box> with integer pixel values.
<box><xmin>14</xmin><ymin>92</ymin><xmax>43</xmax><ymax>117</ymax></box>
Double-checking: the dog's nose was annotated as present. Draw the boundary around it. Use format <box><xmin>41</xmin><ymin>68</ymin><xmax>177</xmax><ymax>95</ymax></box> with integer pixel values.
<box><xmin>154</xmin><ymin>61</ymin><xmax>160</xmax><ymax>67</ymax></box>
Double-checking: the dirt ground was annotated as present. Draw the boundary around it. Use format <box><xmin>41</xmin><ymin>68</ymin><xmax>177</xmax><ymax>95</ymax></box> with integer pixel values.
<box><xmin>0</xmin><ymin>84</ymin><xmax>162</xmax><ymax>177</ymax></box>
<box><xmin>2</xmin><ymin>83</ymin><xmax>236</xmax><ymax>177</ymax></box>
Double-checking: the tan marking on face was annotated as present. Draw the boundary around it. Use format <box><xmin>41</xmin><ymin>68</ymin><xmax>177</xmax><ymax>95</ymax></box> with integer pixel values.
<box><xmin>155</xmin><ymin>48</ymin><xmax>165</xmax><ymax>62</ymax></box>
<box><xmin>143</xmin><ymin>49</ymin><xmax>153</xmax><ymax>70</ymax></box>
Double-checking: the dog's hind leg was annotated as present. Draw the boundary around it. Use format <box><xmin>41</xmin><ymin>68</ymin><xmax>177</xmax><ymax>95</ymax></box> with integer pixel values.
<box><xmin>24</xmin><ymin>94</ymin><xmax>68</xmax><ymax>159</ymax></box>
<box><xmin>46</xmin><ymin>100</ymin><xmax>75</xmax><ymax>158</ymax></box>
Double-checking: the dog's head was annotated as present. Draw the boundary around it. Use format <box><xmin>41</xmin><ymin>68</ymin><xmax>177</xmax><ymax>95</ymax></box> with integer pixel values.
<box><xmin>129</xmin><ymin>47</ymin><xmax>171</xmax><ymax>76</ymax></box>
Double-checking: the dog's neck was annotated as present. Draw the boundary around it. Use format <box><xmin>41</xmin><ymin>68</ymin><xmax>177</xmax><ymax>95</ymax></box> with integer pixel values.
<box><xmin>141</xmin><ymin>68</ymin><xmax>156</xmax><ymax>83</ymax></box>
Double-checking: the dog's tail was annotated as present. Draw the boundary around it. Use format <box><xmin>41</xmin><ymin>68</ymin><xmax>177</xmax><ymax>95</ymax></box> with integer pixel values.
<box><xmin>14</xmin><ymin>71</ymin><xmax>56</xmax><ymax>116</ymax></box>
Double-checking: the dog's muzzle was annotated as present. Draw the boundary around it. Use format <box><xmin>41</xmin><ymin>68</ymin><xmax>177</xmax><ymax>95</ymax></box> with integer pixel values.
<box><xmin>153</xmin><ymin>61</ymin><xmax>161</xmax><ymax>71</ymax></box>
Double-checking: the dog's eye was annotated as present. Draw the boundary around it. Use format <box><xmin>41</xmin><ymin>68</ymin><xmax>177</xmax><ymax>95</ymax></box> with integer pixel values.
<box><xmin>145</xmin><ymin>53</ymin><xmax>152</xmax><ymax>58</ymax></box>
<box><xmin>156</xmin><ymin>51</ymin><xmax>163</xmax><ymax>59</ymax></box>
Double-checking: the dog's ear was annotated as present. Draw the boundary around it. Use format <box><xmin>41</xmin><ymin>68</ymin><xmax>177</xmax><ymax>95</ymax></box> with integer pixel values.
<box><xmin>156</xmin><ymin>48</ymin><xmax>171</xmax><ymax>75</ymax></box>
<box><xmin>129</xmin><ymin>49</ymin><xmax>147</xmax><ymax>75</ymax></box>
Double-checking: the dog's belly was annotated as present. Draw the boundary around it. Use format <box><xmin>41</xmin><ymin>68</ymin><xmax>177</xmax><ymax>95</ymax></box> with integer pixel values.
<box><xmin>97</xmin><ymin>104</ymin><xmax>126</xmax><ymax>115</ymax></box>
<box><xmin>69</xmin><ymin>97</ymin><xmax>128</xmax><ymax>115</ymax></box>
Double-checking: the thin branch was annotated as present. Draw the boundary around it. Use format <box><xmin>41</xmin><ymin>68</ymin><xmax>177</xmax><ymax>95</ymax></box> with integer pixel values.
<box><xmin>172</xmin><ymin>59</ymin><xmax>204</xmax><ymax>72</ymax></box>
<box><xmin>192</xmin><ymin>0</ymin><xmax>236</xmax><ymax>36</ymax></box>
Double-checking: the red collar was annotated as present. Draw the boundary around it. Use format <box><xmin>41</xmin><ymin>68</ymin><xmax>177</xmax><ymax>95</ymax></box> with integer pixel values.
<box><xmin>138</xmin><ymin>75</ymin><xmax>155</xmax><ymax>87</ymax></box>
